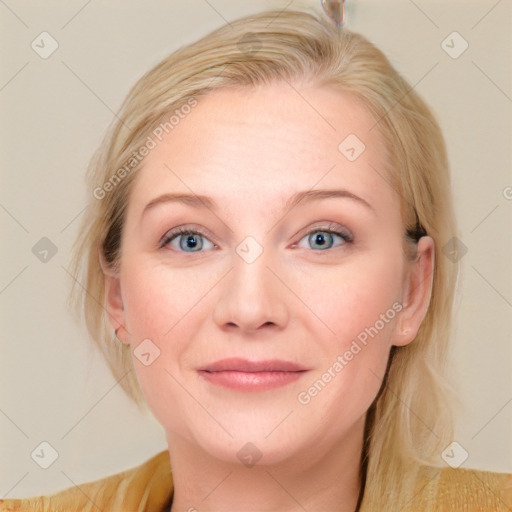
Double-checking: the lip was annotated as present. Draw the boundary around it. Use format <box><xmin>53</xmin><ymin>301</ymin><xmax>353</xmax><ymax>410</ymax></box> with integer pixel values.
<box><xmin>198</xmin><ymin>358</ymin><xmax>309</xmax><ymax>391</ymax></box>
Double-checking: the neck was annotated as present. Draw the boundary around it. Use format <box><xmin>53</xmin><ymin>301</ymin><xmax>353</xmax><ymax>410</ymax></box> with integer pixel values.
<box><xmin>167</xmin><ymin>417</ymin><xmax>365</xmax><ymax>512</ymax></box>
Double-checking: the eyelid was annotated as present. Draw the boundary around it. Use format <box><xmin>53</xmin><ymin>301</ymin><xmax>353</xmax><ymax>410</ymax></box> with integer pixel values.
<box><xmin>293</xmin><ymin>221</ymin><xmax>353</xmax><ymax>244</ymax></box>
<box><xmin>160</xmin><ymin>221</ymin><xmax>353</xmax><ymax>251</ymax></box>
<box><xmin>159</xmin><ymin>224</ymin><xmax>218</xmax><ymax>249</ymax></box>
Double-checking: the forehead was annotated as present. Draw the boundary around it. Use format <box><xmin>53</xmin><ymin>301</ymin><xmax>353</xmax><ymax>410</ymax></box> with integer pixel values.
<box><xmin>126</xmin><ymin>81</ymin><xmax>396</xmax><ymax>221</ymax></box>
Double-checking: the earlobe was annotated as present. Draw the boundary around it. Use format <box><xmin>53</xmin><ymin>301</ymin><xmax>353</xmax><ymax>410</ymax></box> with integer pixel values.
<box><xmin>98</xmin><ymin>249</ymin><xmax>130</xmax><ymax>344</ymax></box>
<box><xmin>393</xmin><ymin>236</ymin><xmax>435</xmax><ymax>347</ymax></box>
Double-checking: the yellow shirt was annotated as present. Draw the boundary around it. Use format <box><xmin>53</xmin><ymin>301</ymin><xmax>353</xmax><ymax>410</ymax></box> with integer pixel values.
<box><xmin>1</xmin><ymin>450</ymin><xmax>511</xmax><ymax>511</ymax></box>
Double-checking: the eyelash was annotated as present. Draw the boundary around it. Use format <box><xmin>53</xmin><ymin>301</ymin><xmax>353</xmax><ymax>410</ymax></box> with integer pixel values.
<box><xmin>159</xmin><ymin>223</ymin><xmax>353</xmax><ymax>253</ymax></box>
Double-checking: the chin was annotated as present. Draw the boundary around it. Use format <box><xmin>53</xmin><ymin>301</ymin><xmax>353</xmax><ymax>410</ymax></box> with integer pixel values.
<box><xmin>195</xmin><ymin>433</ymin><xmax>300</xmax><ymax>468</ymax></box>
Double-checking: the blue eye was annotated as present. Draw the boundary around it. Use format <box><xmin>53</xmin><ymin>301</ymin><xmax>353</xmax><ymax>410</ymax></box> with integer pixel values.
<box><xmin>161</xmin><ymin>229</ymin><xmax>215</xmax><ymax>252</ymax></box>
<box><xmin>297</xmin><ymin>228</ymin><xmax>352</xmax><ymax>251</ymax></box>
<box><xmin>161</xmin><ymin>225</ymin><xmax>353</xmax><ymax>253</ymax></box>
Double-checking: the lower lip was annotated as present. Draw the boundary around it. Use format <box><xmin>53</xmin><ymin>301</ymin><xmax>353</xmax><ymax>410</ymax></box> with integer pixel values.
<box><xmin>198</xmin><ymin>370</ymin><xmax>306</xmax><ymax>391</ymax></box>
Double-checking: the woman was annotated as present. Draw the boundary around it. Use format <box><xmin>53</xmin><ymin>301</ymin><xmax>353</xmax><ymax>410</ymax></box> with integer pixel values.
<box><xmin>2</xmin><ymin>8</ymin><xmax>510</xmax><ymax>512</ymax></box>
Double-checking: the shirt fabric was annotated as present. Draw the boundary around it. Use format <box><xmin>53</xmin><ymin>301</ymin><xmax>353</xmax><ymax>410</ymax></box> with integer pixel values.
<box><xmin>1</xmin><ymin>450</ymin><xmax>511</xmax><ymax>511</ymax></box>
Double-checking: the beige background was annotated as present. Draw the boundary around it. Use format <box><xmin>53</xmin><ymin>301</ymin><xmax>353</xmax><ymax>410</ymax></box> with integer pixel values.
<box><xmin>1</xmin><ymin>0</ymin><xmax>511</xmax><ymax>498</ymax></box>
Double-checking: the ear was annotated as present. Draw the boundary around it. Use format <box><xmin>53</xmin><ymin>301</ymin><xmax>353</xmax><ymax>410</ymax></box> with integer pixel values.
<box><xmin>392</xmin><ymin>236</ymin><xmax>435</xmax><ymax>347</ymax></box>
<box><xmin>98</xmin><ymin>249</ymin><xmax>130</xmax><ymax>344</ymax></box>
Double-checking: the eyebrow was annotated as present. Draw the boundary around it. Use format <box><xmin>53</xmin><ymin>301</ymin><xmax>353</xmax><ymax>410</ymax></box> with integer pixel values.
<box><xmin>141</xmin><ymin>189</ymin><xmax>375</xmax><ymax>218</ymax></box>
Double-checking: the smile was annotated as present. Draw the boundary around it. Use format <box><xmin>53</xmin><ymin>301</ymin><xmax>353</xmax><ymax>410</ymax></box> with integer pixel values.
<box><xmin>198</xmin><ymin>358</ymin><xmax>309</xmax><ymax>391</ymax></box>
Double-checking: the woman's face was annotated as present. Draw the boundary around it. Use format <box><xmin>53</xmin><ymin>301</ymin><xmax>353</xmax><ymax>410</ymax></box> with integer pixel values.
<box><xmin>105</xmin><ymin>82</ymin><xmax>433</xmax><ymax>466</ymax></box>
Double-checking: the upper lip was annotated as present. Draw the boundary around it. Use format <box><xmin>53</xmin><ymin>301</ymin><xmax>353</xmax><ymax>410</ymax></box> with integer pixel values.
<box><xmin>199</xmin><ymin>358</ymin><xmax>308</xmax><ymax>372</ymax></box>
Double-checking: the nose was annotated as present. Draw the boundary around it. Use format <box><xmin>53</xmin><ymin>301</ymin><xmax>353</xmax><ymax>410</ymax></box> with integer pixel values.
<box><xmin>212</xmin><ymin>250</ymin><xmax>289</xmax><ymax>335</ymax></box>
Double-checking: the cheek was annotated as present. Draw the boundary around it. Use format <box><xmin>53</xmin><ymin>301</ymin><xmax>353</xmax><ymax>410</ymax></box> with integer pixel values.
<box><xmin>121</xmin><ymin>259</ymin><xmax>218</xmax><ymax>339</ymax></box>
<box><xmin>119</xmin><ymin>259</ymin><xmax>225</xmax><ymax>406</ymax></box>
<box><xmin>292</xmin><ymin>251</ymin><xmax>403</xmax><ymax>419</ymax></box>
<box><xmin>119</xmin><ymin>260</ymin><xmax>211</xmax><ymax>429</ymax></box>
<box><xmin>297</xmin><ymin>250</ymin><xmax>403</xmax><ymax>344</ymax></box>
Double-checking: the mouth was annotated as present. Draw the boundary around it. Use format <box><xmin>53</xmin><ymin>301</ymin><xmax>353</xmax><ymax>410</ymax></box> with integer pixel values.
<box><xmin>197</xmin><ymin>358</ymin><xmax>309</xmax><ymax>392</ymax></box>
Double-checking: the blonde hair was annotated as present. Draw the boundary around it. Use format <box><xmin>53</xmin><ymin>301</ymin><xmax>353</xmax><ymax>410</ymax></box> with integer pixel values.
<box><xmin>68</xmin><ymin>9</ymin><xmax>459</xmax><ymax>509</ymax></box>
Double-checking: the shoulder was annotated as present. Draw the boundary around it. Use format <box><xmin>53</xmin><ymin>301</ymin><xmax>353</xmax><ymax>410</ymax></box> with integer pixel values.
<box><xmin>436</xmin><ymin>465</ymin><xmax>511</xmax><ymax>507</ymax></box>
<box><xmin>414</xmin><ymin>465</ymin><xmax>512</xmax><ymax>511</ymax></box>
<box><xmin>361</xmin><ymin>465</ymin><xmax>512</xmax><ymax>511</ymax></box>
<box><xmin>0</xmin><ymin>450</ymin><xmax>172</xmax><ymax>512</ymax></box>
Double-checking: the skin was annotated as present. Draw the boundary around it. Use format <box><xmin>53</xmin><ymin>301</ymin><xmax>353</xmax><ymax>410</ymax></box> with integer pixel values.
<box><xmin>101</xmin><ymin>81</ymin><xmax>434</xmax><ymax>512</ymax></box>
